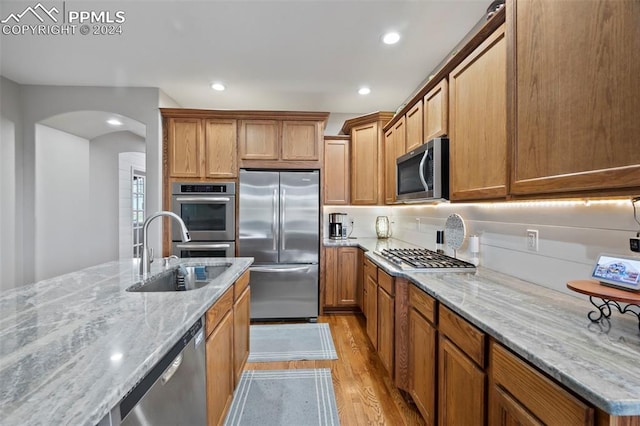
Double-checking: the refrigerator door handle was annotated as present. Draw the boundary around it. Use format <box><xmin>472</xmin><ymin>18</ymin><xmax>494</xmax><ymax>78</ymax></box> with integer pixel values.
<box><xmin>272</xmin><ymin>188</ymin><xmax>278</xmax><ymax>251</ymax></box>
<box><xmin>251</xmin><ymin>266</ymin><xmax>311</xmax><ymax>273</ymax></box>
<box><xmin>280</xmin><ymin>188</ymin><xmax>286</xmax><ymax>251</ymax></box>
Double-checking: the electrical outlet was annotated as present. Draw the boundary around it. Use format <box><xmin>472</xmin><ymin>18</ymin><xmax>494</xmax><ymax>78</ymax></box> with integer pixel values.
<box><xmin>415</xmin><ymin>217</ymin><xmax>421</xmax><ymax>231</ymax></box>
<box><xmin>526</xmin><ymin>229</ymin><xmax>539</xmax><ymax>252</ymax></box>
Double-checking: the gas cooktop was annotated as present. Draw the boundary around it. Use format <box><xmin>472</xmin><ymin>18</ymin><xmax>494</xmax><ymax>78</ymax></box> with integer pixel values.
<box><xmin>374</xmin><ymin>248</ymin><xmax>476</xmax><ymax>272</ymax></box>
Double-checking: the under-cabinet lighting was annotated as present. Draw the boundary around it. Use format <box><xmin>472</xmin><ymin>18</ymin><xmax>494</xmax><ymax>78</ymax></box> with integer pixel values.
<box><xmin>358</xmin><ymin>87</ymin><xmax>371</xmax><ymax>95</ymax></box>
<box><xmin>210</xmin><ymin>82</ymin><xmax>225</xmax><ymax>91</ymax></box>
<box><xmin>110</xmin><ymin>352</ymin><xmax>123</xmax><ymax>362</ymax></box>
<box><xmin>390</xmin><ymin>199</ymin><xmax>630</xmax><ymax>209</ymax></box>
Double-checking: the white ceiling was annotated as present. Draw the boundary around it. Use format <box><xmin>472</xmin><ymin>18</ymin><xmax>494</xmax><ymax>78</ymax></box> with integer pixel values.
<box><xmin>40</xmin><ymin>111</ymin><xmax>146</xmax><ymax>139</ymax></box>
<box><xmin>0</xmin><ymin>0</ymin><xmax>489</xmax><ymax>114</ymax></box>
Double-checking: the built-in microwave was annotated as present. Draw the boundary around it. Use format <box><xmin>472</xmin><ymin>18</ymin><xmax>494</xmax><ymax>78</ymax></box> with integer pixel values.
<box><xmin>396</xmin><ymin>137</ymin><xmax>449</xmax><ymax>202</ymax></box>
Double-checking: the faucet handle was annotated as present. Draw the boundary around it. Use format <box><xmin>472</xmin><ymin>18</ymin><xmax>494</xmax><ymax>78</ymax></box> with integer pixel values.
<box><xmin>162</xmin><ymin>255</ymin><xmax>179</xmax><ymax>267</ymax></box>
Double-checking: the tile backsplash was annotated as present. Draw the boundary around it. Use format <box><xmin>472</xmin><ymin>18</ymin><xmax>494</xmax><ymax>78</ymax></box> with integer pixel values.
<box><xmin>324</xmin><ymin>200</ymin><xmax>638</xmax><ymax>296</ymax></box>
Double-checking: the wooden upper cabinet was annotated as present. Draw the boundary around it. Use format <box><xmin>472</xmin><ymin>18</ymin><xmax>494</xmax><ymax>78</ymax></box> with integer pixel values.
<box><xmin>239</xmin><ymin>120</ymin><xmax>279</xmax><ymax>160</ymax></box>
<box><xmin>384</xmin><ymin>117</ymin><xmax>406</xmax><ymax>204</ymax></box>
<box><xmin>281</xmin><ymin>120</ymin><xmax>321</xmax><ymax>160</ymax></box>
<box><xmin>449</xmin><ymin>24</ymin><xmax>507</xmax><ymax>201</ymax></box>
<box><xmin>168</xmin><ymin>118</ymin><xmax>203</xmax><ymax>178</ymax></box>
<box><xmin>351</xmin><ymin>122</ymin><xmax>381</xmax><ymax>205</ymax></box>
<box><xmin>323</xmin><ymin>136</ymin><xmax>350</xmax><ymax>205</ymax></box>
<box><xmin>405</xmin><ymin>101</ymin><xmax>424</xmax><ymax>152</ymax></box>
<box><xmin>424</xmin><ymin>79</ymin><xmax>448</xmax><ymax>141</ymax></box>
<box><xmin>204</xmin><ymin>119</ymin><xmax>237</xmax><ymax>178</ymax></box>
<box><xmin>384</xmin><ymin>127</ymin><xmax>395</xmax><ymax>204</ymax></box>
<box><xmin>343</xmin><ymin>112</ymin><xmax>393</xmax><ymax>205</ymax></box>
<box><xmin>509</xmin><ymin>0</ymin><xmax>640</xmax><ymax>196</ymax></box>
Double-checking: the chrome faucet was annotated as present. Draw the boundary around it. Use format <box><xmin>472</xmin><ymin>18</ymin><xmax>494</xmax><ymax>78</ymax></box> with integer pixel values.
<box><xmin>140</xmin><ymin>211</ymin><xmax>190</xmax><ymax>278</ymax></box>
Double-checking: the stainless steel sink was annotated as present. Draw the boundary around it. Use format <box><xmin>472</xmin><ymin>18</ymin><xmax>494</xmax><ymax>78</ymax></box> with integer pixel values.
<box><xmin>127</xmin><ymin>264</ymin><xmax>231</xmax><ymax>292</ymax></box>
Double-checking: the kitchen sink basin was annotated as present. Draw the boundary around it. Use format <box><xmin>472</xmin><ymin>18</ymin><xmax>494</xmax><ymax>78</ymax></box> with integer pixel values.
<box><xmin>127</xmin><ymin>264</ymin><xmax>231</xmax><ymax>292</ymax></box>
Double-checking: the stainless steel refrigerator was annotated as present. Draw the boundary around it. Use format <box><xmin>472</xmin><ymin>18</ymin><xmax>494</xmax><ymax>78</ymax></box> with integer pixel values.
<box><xmin>239</xmin><ymin>170</ymin><xmax>319</xmax><ymax>320</ymax></box>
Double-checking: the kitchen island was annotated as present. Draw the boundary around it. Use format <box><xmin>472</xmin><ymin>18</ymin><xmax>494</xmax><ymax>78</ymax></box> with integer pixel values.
<box><xmin>0</xmin><ymin>257</ymin><xmax>252</xmax><ymax>425</ymax></box>
<box><xmin>325</xmin><ymin>237</ymin><xmax>640</xmax><ymax>419</ymax></box>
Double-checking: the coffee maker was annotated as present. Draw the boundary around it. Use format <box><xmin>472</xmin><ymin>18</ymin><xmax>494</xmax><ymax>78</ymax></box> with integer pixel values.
<box><xmin>328</xmin><ymin>213</ymin><xmax>348</xmax><ymax>239</ymax></box>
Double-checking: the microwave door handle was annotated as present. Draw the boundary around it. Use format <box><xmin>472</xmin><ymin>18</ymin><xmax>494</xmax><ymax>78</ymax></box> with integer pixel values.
<box><xmin>418</xmin><ymin>151</ymin><xmax>429</xmax><ymax>191</ymax></box>
<box><xmin>175</xmin><ymin>197</ymin><xmax>231</xmax><ymax>202</ymax></box>
<box><xmin>272</xmin><ymin>189</ymin><xmax>278</xmax><ymax>251</ymax></box>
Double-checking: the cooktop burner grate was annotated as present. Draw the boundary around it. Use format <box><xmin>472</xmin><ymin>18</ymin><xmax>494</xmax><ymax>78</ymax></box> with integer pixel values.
<box><xmin>375</xmin><ymin>248</ymin><xmax>476</xmax><ymax>272</ymax></box>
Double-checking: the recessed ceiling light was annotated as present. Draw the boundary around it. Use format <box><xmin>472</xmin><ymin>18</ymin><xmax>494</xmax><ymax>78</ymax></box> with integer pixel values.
<box><xmin>358</xmin><ymin>87</ymin><xmax>371</xmax><ymax>95</ymax></box>
<box><xmin>382</xmin><ymin>32</ymin><xmax>401</xmax><ymax>45</ymax></box>
<box><xmin>107</xmin><ymin>118</ymin><xmax>123</xmax><ymax>126</ymax></box>
<box><xmin>210</xmin><ymin>83</ymin><xmax>225</xmax><ymax>91</ymax></box>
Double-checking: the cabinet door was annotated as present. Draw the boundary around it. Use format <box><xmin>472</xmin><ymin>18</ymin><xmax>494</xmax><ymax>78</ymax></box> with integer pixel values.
<box><xmin>405</xmin><ymin>101</ymin><xmax>424</xmax><ymax>152</ymax></box>
<box><xmin>377</xmin><ymin>286</ymin><xmax>395</xmax><ymax>376</ymax></box>
<box><xmin>282</xmin><ymin>121</ymin><xmax>320</xmax><ymax>160</ymax></box>
<box><xmin>233</xmin><ymin>287</ymin><xmax>250</xmax><ymax>386</ymax></box>
<box><xmin>351</xmin><ymin>122</ymin><xmax>380</xmax><ymax>205</ymax></box>
<box><xmin>324</xmin><ymin>138</ymin><xmax>350</xmax><ymax>205</ymax></box>
<box><xmin>510</xmin><ymin>0</ymin><xmax>640</xmax><ymax>195</ymax></box>
<box><xmin>384</xmin><ymin>127</ymin><xmax>395</xmax><ymax>204</ymax></box>
<box><xmin>490</xmin><ymin>384</ymin><xmax>543</xmax><ymax>426</ymax></box>
<box><xmin>206</xmin><ymin>310</ymin><xmax>234</xmax><ymax>426</ymax></box>
<box><xmin>424</xmin><ymin>79</ymin><xmax>449</xmax><ymax>141</ymax></box>
<box><xmin>239</xmin><ymin>120</ymin><xmax>279</xmax><ymax>160</ymax></box>
<box><xmin>449</xmin><ymin>25</ymin><xmax>507</xmax><ymax>201</ymax></box>
<box><xmin>357</xmin><ymin>249</ymin><xmax>364</xmax><ymax>312</ymax></box>
<box><xmin>364</xmin><ymin>274</ymin><xmax>378</xmax><ymax>349</ymax></box>
<box><xmin>409</xmin><ymin>308</ymin><xmax>436</xmax><ymax>425</ymax></box>
<box><xmin>337</xmin><ymin>247</ymin><xmax>358</xmax><ymax>306</ymax></box>
<box><xmin>204</xmin><ymin>119</ymin><xmax>237</xmax><ymax>178</ymax></box>
<box><xmin>168</xmin><ymin>118</ymin><xmax>202</xmax><ymax>178</ymax></box>
<box><xmin>438</xmin><ymin>336</ymin><xmax>485</xmax><ymax>426</ymax></box>
<box><xmin>324</xmin><ymin>247</ymin><xmax>338</xmax><ymax>307</ymax></box>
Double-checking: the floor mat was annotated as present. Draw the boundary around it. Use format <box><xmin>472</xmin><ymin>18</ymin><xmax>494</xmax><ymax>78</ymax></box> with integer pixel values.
<box><xmin>247</xmin><ymin>323</ymin><xmax>337</xmax><ymax>362</ymax></box>
<box><xmin>224</xmin><ymin>369</ymin><xmax>340</xmax><ymax>426</ymax></box>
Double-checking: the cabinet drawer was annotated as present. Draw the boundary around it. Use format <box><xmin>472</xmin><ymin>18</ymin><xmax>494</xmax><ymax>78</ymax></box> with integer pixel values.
<box><xmin>364</xmin><ymin>257</ymin><xmax>377</xmax><ymax>281</ymax></box>
<box><xmin>206</xmin><ymin>286</ymin><xmax>234</xmax><ymax>338</ymax></box>
<box><xmin>409</xmin><ymin>285</ymin><xmax>436</xmax><ymax>324</ymax></box>
<box><xmin>490</xmin><ymin>341</ymin><xmax>593</xmax><ymax>425</ymax></box>
<box><xmin>234</xmin><ymin>270</ymin><xmax>250</xmax><ymax>301</ymax></box>
<box><xmin>378</xmin><ymin>269</ymin><xmax>394</xmax><ymax>296</ymax></box>
<box><xmin>439</xmin><ymin>305</ymin><xmax>485</xmax><ymax>367</ymax></box>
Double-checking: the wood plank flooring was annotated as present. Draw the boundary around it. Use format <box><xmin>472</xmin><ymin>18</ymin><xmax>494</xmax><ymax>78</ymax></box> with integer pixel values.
<box><xmin>246</xmin><ymin>314</ymin><xmax>425</xmax><ymax>426</ymax></box>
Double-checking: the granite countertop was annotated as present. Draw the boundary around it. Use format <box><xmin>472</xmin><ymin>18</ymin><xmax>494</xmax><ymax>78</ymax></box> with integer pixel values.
<box><xmin>0</xmin><ymin>257</ymin><xmax>253</xmax><ymax>426</ymax></box>
<box><xmin>327</xmin><ymin>237</ymin><xmax>640</xmax><ymax>416</ymax></box>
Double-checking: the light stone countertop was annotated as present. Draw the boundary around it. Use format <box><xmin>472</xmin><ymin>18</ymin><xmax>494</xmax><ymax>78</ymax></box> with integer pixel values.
<box><xmin>0</xmin><ymin>257</ymin><xmax>253</xmax><ymax>426</ymax></box>
<box><xmin>325</xmin><ymin>237</ymin><xmax>640</xmax><ymax>416</ymax></box>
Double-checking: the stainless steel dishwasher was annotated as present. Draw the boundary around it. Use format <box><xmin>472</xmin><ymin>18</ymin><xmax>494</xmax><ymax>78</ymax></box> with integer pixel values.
<box><xmin>119</xmin><ymin>317</ymin><xmax>207</xmax><ymax>426</ymax></box>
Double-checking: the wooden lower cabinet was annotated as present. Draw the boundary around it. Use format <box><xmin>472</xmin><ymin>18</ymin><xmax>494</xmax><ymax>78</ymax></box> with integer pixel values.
<box><xmin>409</xmin><ymin>286</ymin><xmax>438</xmax><ymax>426</ymax></box>
<box><xmin>489</xmin><ymin>341</ymin><xmax>593</xmax><ymax>426</ymax></box>
<box><xmin>233</xmin><ymin>286</ymin><xmax>250</xmax><ymax>385</ymax></box>
<box><xmin>204</xmin><ymin>271</ymin><xmax>251</xmax><ymax>426</ymax></box>
<box><xmin>364</xmin><ymin>273</ymin><xmax>378</xmax><ymax>349</ymax></box>
<box><xmin>438</xmin><ymin>336</ymin><xmax>486</xmax><ymax>426</ymax></box>
<box><xmin>206</xmin><ymin>310</ymin><xmax>234</xmax><ymax>426</ymax></box>
<box><xmin>377</xmin><ymin>285</ymin><xmax>395</xmax><ymax>375</ymax></box>
<box><xmin>324</xmin><ymin>246</ymin><xmax>358</xmax><ymax>309</ymax></box>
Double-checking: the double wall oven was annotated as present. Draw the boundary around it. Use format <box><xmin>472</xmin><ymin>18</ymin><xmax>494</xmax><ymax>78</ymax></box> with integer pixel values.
<box><xmin>171</xmin><ymin>182</ymin><xmax>235</xmax><ymax>258</ymax></box>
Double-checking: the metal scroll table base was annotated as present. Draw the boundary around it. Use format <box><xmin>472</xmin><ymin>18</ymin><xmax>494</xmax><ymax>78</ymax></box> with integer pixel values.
<box><xmin>567</xmin><ymin>280</ymin><xmax>640</xmax><ymax>331</ymax></box>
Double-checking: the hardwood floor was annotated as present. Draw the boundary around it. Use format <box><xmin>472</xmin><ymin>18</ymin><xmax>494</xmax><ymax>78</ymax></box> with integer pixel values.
<box><xmin>246</xmin><ymin>314</ymin><xmax>425</xmax><ymax>426</ymax></box>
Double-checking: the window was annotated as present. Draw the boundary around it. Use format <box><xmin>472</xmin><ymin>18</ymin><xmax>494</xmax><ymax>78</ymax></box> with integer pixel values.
<box><xmin>132</xmin><ymin>170</ymin><xmax>146</xmax><ymax>259</ymax></box>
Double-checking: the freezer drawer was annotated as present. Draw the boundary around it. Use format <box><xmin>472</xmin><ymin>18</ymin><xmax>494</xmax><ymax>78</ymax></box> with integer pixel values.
<box><xmin>249</xmin><ymin>264</ymin><xmax>319</xmax><ymax>320</ymax></box>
